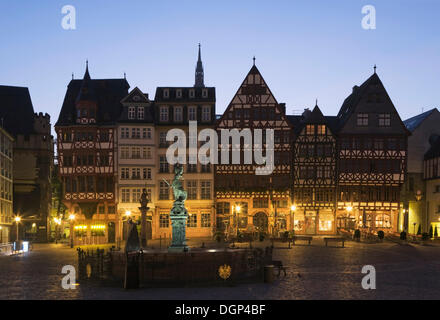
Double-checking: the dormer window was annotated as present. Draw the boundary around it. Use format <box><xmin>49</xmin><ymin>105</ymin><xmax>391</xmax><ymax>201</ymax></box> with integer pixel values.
<box><xmin>176</xmin><ymin>89</ymin><xmax>182</xmax><ymax>99</ymax></box>
<box><xmin>137</xmin><ymin>107</ymin><xmax>144</xmax><ymax>120</ymax></box>
<box><xmin>128</xmin><ymin>107</ymin><xmax>135</xmax><ymax>120</ymax></box>
<box><xmin>163</xmin><ymin>89</ymin><xmax>169</xmax><ymax>99</ymax></box>
<box><xmin>202</xmin><ymin>89</ymin><xmax>208</xmax><ymax>98</ymax></box>
<box><xmin>189</xmin><ymin>89</ymin><xmax>195</xmax><ymax>98</ymax></box>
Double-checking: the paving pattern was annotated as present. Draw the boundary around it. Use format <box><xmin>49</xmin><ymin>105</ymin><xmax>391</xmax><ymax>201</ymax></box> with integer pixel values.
<box><xmin>1</xmin><ymin>240</ymin><xmax>440</xmax><ymax>300</ymax></box>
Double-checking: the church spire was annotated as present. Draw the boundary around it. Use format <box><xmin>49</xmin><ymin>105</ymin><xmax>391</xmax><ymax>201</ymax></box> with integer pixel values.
<box><xmin>76</xmin><ymin>60</ymin><xmax>96</xmax><ymax>102</ymax></box>
<box><xmin>194</xmin><ymin>43</ymin><xmax>205</xmax><ymax>87</ymax></box>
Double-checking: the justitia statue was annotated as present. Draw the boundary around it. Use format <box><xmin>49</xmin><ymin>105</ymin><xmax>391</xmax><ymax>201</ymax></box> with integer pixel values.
<box><xmin>138</xmin><ymin>188</ymin><xmax>150</xmax><ymax>247</ymax></box>
<box><xmin>163</xmin><ymin>164</ymin><xmax>189</xmax><ymax>252</ymax></box>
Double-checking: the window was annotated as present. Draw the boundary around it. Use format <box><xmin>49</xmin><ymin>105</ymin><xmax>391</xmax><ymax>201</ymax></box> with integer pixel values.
<box><xmin>187</xmin><ymin>214</ymin><xmax>197</xmax><ymax>228</ymax></box>
<box><xmin>435</xmin><ymin>185</ymin><xmax>440</xmax><ymax>193</ymax></box>
<box><xmin>131</xmin><ymin>147</ymin><xmax>141</xmax><ymax>159</ymax></box>
<box><xmin>202</xmin><ymin>89</ymin><xmax>208</xmax><ymax>98</ymax></box>
<box><xmin>132</xmin><ymin>188</ymin><xmax>141</xmax><ymax>203</ymax></box>
<box><xmin>378</xmin><ymin>113</ymin><xmax>391</xmax><ymax>127</ymax></box>
<box><xmin>187</xmin><ymin>163</ymin><xmax>197</xmax><ymax>173</ymax></box>
<box><xmin>163</xmin><ymin>89</ymin><xmax>169</xmax><ymax>99</ymax></box>
<box><xmin>317</xmin><ymin>125</ymin><xmax>326</xmax><ymax>135</ymax></box>
<box><xmin>121</xmin><ymin>147</ymin><xmax>129</xmax><ymax>159</ymax></box>
<box><xmin>189</xmin><ymin>89</ymin><xmax>195</xmax><ymax>98</ymax></box>
<box><xmin>202</xmin><ymin>106</ymin><xmax>211</xmax><ymax>122</ymax></box>
<box><xmin>128</xmin><ymin>107</ymin><xmax>135</xmax><ymax>120</ymax></box>
<box><xmin>357</xmin><ymin>113</ymin><xmax>368</xmax><ymax>126</ymax></box>
<box><xmin>143</xmin><ymin>147</ymin><xmax>152</xmax><ymax>159</ymax></box>
<box><xmin>306</xmin><ymin>125</ymin><xmax>314</xmax><ymax>135</ymax></box>
<box><xmin>186</xmin><ymin>180</ymin><xmax>197</xmax><ymax>200</ymax></box>
<box><xmin>131</xmin><ymin>128</ymin><xmax>140</xmax><ymax>139</ymax></box>
<box><xmin>176</xmin><ymin>89</ymin><xmax>182</xmax><ymax>98</ymax></box>
<box><xmin>159</xmin><ymin>156</ymin><xmax>169</xmax><ymax>173</ymax></box>
<box><xmin>122</xmin><ymin>189</ymin><xmax>130</xmax><ymax>203</ymax></box>
<box><xmin>131</xmin><ymin>168</ymin><xmax>141</xmax><ymax>179</ymax></box>
<box><xmin>159</xmin><ymin>181</ymin><xmax>169</xmax><ymax>200</ymax></box>
<box><xmin>188</xmin><ymin>106</ymin><xmax>197</xmax><ymax>121</ymax></box>
<box><xmin>160</xmin><ymin>214</ymin><xmax>169</xmax><ymax>228</ymax></box>
<box><xmin>201</xmin><ymin>164</ymin><xmax>211</xmax><ymax>173</ymax></box>
<box><xmin>253</xmin><ymin>198</ymin><xmax>268</xmax><ymax>208</ymax></box>
<box><xmin>143</xmin><ymin>168</ymin><xmax>152</xmax><ymax>180</ymax></box>
<box><xmin>174</xmin><ymin>106</ymin><xmax>183</xmax><ymax>122</ymax></box>
<box><xmin>137</xmin><ymin>107</ymin><xmax>144</xmax><ymax>120</ymax></box>
<box><xmin>201</xmin><ymin>181</ymin><xmax>211</xmax><ymax>200</ymax></box>
<box><xmin>143</xmin><ymin>128</ymin><xmax>152</xmax><ymax>139</ymax></box>
<box><xmin>121</xmin><ymin>168</ymin><xmax>129</xmax><ymax>179</ymax></box>
<box><xmin>160</xmin><ymin>106</ymin><xmax>169</xmax><ymax>122</ymax></box>
<box><xmin>159</xmin><ymin>132</ymin><xmax>168</xmax><ymax>148</ymax></box>
<box><xmin>201</xmin><ymin>213</ymin><xmax>211</xmax><ymax>228</ymax></box>
<box><xmin>121</xmin><ymin>128</ymin><xmax>129</xmax><ymax>139</ymax></box>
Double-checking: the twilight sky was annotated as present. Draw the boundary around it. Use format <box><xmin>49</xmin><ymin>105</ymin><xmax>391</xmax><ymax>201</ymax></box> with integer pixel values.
<box><xmin>0</xmin><ymin>0</ymin><xmax>439</xmax><ymax>128</ymax></box>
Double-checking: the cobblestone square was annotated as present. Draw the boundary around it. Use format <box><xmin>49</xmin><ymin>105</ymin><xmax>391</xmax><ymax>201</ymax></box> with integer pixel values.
<box><xmin>1</xmin><ymin>240</ymin><xmax>440</xmax><ymax>300</ymax></box>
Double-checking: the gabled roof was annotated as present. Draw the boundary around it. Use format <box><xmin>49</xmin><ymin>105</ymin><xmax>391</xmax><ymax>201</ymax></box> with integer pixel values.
<box><xmin>0</xmin><ymin>85</ymin><xmax>36</xmax><ymax>136</ymax></box>
<box><xmin>56</xmin><ymin>78</ymin><xmax>130</xmax><ymax>126</ymax></box>
<box><xmin>404</xmin><ymin>108</ymin><xmax>437</xmax><ymax>133</ymax></box>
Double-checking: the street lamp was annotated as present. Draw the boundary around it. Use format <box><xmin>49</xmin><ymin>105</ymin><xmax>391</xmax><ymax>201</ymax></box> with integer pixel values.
<box><xmin>290</xmin><ymin>205</ymin><xmax>296</xmax><ymax>234</ymax></box>
<box><xmin>234</xmin><ymin>205</ymin><xmax>241</xmax><ymax>237</ymax></box>
<box><xmin>14</xmin><ymin>216</ymin><xmax>21</xmax><ymax>242</ymax></box>
<box><xmin>69</xmin><ymin>214</ymin><xmax>75</xmax><ymax>248</ymax></box>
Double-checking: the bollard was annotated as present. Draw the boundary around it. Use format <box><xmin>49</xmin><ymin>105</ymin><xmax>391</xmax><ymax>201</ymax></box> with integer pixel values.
<box><xmin>264</xmin><ymin>265</ymin><xmax>275</xmax><ymax>283</ymax></box>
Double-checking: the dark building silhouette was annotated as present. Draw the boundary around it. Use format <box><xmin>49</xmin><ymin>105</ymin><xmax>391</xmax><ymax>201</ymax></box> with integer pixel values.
<box><xmin>0</xmin><ymin>85</ymin><xmax>53</xmax><ymax>242</ymax></box>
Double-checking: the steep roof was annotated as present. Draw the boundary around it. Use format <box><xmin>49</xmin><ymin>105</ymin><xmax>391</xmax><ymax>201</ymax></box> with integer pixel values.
<box><xmin>0</xmin><ymin>85</ymin><xmax>36</xmax><ymax>136</ymax></box>
<box><xmin>404</xmin><ymin>108</ymin><xmax>437</xmax><ymax>133</ymax></box>
<box><xmin>56</xmin><ymin>78</ymin><xmax>130</xmax><ymax>126</ymax></box>
<box><xmin>286</xmin><ymin>106</ymin><xmax>338</xmax><ymax>135</ymax></box>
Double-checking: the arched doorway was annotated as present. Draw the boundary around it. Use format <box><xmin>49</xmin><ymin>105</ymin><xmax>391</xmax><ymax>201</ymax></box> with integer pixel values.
<box><xmin>253</xmin><ymin>212</ymin><xmax>268</xmax><ymax>233</ymax></box>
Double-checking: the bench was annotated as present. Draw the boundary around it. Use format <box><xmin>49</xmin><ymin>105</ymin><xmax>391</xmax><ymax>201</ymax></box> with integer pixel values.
<box><xmin>270</xmin><ymin>238</ymin><xmax>292</xmax><ymax>249</ymax></box>
<box><xmin>292</xmin><ymin>236</ymin><xmax>313</xmax><ymax>246</ymax></box>
<box><xmin>324</xmin><ymin>237</ymin><xmax>345</xmax><ymax>247</ymax></box>
<box><xmin>271</xmin><ymin>260</ymin><xmax>289</xmax><ymax>277</ymax></box>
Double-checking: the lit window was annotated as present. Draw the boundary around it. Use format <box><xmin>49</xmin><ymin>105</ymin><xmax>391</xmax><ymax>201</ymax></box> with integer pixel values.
<box><xmin>121</xmin><ymin>189</ymin><xmax>130</xmax><ymax>203</ymax></box>
<box><xmin>201</xmin><ymin>181</ymin><xmax>211</xmax><ymax>200</ymax></box>
<box><xmin>317</xmin><ymin>125</ymin><xmax>326</xmax><ymax>135</ymax></box>
<box><xmin>201</xmin><ymin>213</ymin><xmax>211</xmax><ymax>228</ymax></box>
<box><xmin>186</xmin><ymin>180</ymin><xmax>197</xmax><ymax>200</ymax></box>
<box><xmin>306</xmin><ymin>125</ymin><xmax>315</xmax><ymax>135</ymax></box>
<box><xmin>160</xmin><ymin>214</ymin><xmax>169</xmax><ymax>228</ymax></box>
<box><xmin>159</xmin><ymin>181</ymin><xmax>169</xmax><ymax>200</ymax></box>
<box><xmin>187</xmin><ymin>214</ymin><xmax>197</xmax><ymax>228</ymax></box>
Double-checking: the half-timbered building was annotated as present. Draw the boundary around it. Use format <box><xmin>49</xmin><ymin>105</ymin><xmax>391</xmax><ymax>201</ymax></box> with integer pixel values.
<box><xmin>55</xmin><ymin>63</ymin><xmax>129</xmax><ymax>245</ymax></box>
<box><xmin>215</xmin><ymin>62</ymin><xmax>293</xmax><ymax>236</ymax></box>
<box><xmin>335</xmin><ymin>71</ymin><xmax>409</xmax><ymax>233</ymax></box>
<box><xmin>289</xmin><ymin>106</ymin><xmax>337</xmax><ymax>235</ymax></box>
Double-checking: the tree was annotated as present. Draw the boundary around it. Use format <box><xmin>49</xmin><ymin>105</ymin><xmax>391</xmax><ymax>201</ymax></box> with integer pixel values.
<box><xmin>417</xmin><ymin>224</ymin><xmax>422</xmax><ymax>235</ymax></box>
<box><xmin>435</xmin><ymin>226</ymin><xmax>438</xmax><ymax>238</ymax></box>
<box><xmin>429</xmin><ymin>225</ymin><xmax>434</xmax><ymax>239</ymax></box>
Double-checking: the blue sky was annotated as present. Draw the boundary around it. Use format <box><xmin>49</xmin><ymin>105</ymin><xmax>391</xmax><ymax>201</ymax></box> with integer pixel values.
<box><xmin>0</xmin><ymin>0</ymin><xmax>439</xmax><ymax>126</ymax></box>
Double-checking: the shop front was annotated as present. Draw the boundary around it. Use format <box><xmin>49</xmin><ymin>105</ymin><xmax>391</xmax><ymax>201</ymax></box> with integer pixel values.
<box><xmin>293</xmin><ymin>208</ymin><xmax>335</xmax><ymax>235</ymax></box>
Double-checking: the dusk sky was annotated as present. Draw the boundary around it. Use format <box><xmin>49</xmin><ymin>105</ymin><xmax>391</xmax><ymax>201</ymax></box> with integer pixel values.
<box><xmin>0</xmin><ymin>0</ymin><xmax>439</xmax><ymax>129</ymax></box>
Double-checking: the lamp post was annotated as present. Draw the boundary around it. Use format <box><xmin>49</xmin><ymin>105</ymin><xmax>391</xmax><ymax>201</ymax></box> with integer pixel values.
<box><xmin>290</xmin><ymin>205</ymin><xmax>296</xmax><ymax>234</ymax></box>
<box><xmin>125</xmin><ymin>210</ymin><xmax>131</xmax><ymax>241</ymax></box>
<box><xmin>14</xmin><ymin>216</ymin><xmax>21</xmax><ymax>242</ymax></box>
<box><xmin>234</xmin><ymin>205</ymin><xmax>241</xmax><ymax>237</ymax></box>
<box><xmin>69</xmin><ymin>214</ymin><xmax>75</xmax><ymax>248</ymax></box>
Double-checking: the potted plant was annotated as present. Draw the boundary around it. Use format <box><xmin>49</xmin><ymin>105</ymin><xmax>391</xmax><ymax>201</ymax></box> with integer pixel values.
<box><xmin>422</xmin><ymin>232</ymin><xmax>430</xmax><ymax>245</ymax></box>
<box><xmin>400</xmin><ymin>231</ymin><xmax>407</xmax><ymax>244</ymax></box>
<box><xmin>354</xmin><ymin>229</ymin><xmax>361</xmax><ymax>242</ymax></box>
<box><xmin>377</xmin><ymin>230</ymin><xmax>384</xmax><ymax>242</ymax></box>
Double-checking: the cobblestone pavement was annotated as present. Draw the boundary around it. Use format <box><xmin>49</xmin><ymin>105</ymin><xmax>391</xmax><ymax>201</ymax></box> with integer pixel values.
<box><xmin>1</xmin><ymin>240</ymin><xmax>440</xmax><ymax>300</ymax></box>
